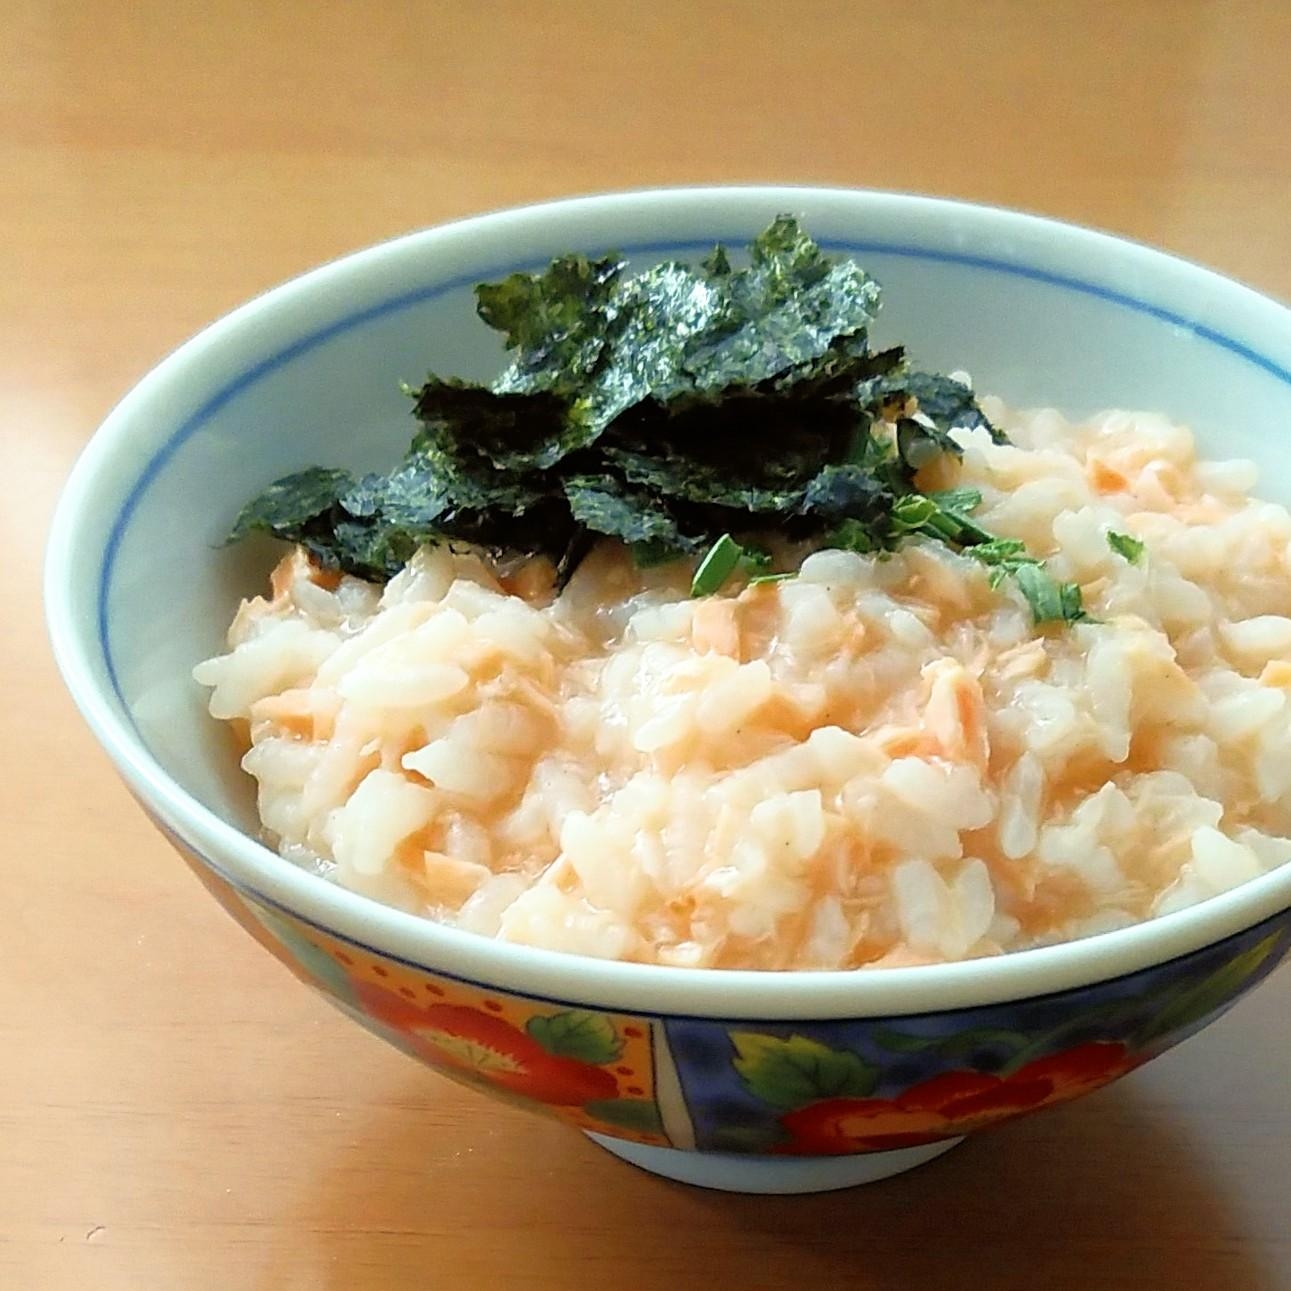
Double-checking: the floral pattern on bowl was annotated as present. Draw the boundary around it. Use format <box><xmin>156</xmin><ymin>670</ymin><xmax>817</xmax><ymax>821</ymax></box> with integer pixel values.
<box><xmin>662</xmin><ymin>912</ymin><xmax>1290</xmax><ymax>1155</ymax></box>
<box><xmin>171</xmin><ymin>834</ymin><xmax>669</xmax><ymax>1146</ymax></box>
<box><xmin>168</xmin><ymin>822</ymin><xmax>1289</xmax><ymax>1158</ymax></box>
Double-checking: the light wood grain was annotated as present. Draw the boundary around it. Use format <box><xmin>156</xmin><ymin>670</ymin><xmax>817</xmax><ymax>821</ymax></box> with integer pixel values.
<box><xmin>6</xmin><ymin>2</ymin><xmax>1291</xmax><ymax>1287</ymax></box>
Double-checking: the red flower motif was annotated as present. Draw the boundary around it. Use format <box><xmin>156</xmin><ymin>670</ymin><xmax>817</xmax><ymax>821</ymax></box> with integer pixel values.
<box><xmin>354</xmin><ymin>982</ymin><xmax>618</xmax><ymax>1107</ymax></box>
<box><xmin>780</xmin><ymin>1042</ymin><xmax>1142</xmax><ymax>1154</ymax></box>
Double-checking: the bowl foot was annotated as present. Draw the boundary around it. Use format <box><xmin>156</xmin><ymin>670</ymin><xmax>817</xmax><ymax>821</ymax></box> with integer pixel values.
<box><xmin>585</xmin><ymin>1133</ymin><xmax>962</xmax><ymax>1194</ymax></box>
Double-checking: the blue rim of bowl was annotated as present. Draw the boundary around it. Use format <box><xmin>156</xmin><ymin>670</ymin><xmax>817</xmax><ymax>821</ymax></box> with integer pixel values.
<box><xmin>50</xmin><ymin>188</ymin><xmax>1291</xmax><ymax>1020</ymax></box>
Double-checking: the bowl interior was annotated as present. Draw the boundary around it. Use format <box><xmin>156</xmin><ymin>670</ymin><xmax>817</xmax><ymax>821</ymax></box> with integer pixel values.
<box><xmin>48</xmin><ymin>187</ymin><xmax>1291</xmax><ymax>1015</ymax></box>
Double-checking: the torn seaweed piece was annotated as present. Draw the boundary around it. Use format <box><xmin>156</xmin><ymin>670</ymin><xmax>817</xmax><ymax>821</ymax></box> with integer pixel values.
<box><xmin>227</xmin><ymin>466</ymin><xmax>352</xmax><ymax>543</ymax></box>
<box><xmin>799</xmin><ymin>464</ymin><xmax>893</xmax><ymax>528</ymax></box>
<box><xmin>899</xmin><ymin>371</ymin><xmax>1006</xmax><ymax>444</ymax></box>
<box><xmin>477</xmin><ymin>252</ymin><xmax>624</xmax><ymax>395</ymax></box>
<box><xmin>229</xmin><ymin>218</ymin><xmax>1007</xmax><ymax>593</ymax></box>
<box><xmin>562</xmin><ymin>474</ymin><xmax>690</xmax><ymax>550</ymax></box>
<box><xmin>412</xmin><ymin>377</ymin><xmax>572</xmax><ymax>471</ymax></box>
<box><xmin>477</xmin><ymin>216</ymin><xmax>885</xmax><ymax>466</ymax></box>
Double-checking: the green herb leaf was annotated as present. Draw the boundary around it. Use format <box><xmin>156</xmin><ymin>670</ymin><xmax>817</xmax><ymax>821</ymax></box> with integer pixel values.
<box><xmin>966</xmin><ymin>538</ymin><xmax>1034</xmax><ymax>566</ymax></box>
<box><xmin>1013</xmin><ymin>562</ymin><xmax>1088</xmax><ymax>625</ymax></box>
<box><xmin>1107</xmin><ymin>530</ymin><xmax>1145</xmax><ymax>563</ymax></box>
<box><xmin>891</xmin><ymin>493</ymin><xmax>939</xmax><ymax>531</ymax></box>
<box><xmin>525</xmin><ymin>1010</ymin><xmax>623</xmax><ymax>1064</ymax></box>
<box><xmin>926</xmin><ymin>486</ymin><xmax>983</xmax><ymax>513</ymax></box>
<box><xmin>731</xmin><ymin>1032</ymin><xmax>876</xmax><ymax>1110</ymax></box>
<box><xmin>691</xmin><ymin>534</ymin><xmax>745</xmax><ymax>597</ymax></box>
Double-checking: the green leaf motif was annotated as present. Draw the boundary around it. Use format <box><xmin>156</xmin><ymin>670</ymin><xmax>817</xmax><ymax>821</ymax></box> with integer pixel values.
<box><xmin>731</xmin><ymin>1032</ymin><xmax>876</xmax><ymax>1110</ymax></box>
<box><xmin>1138</xmin><ymin>933</ymin><xmax>1283</xmax><ymax>1046</ymax></box>
<box><xmin>582</xmin><ymin>1099</ymin><xmax>664</xmax><ymax>1135</ymax></box>
<box><xmin>245</xmin><ymin>905</ymin><xmax>358</xmax><ymax>1003</ymax></box>
<box><xmin>872</xmin><ymin>1024</ymin><xmax>1030</xmax><ymax>1060</ymax></box>
<box><xmin>869</xmin><ymin>1026</ymin><xmax>939</xmax><ymax>1054</ymax></box>
<box><xmin>526</xmin><ymin>1010</ymin><xmax>623</xmax><ymax>1064</ymax></box>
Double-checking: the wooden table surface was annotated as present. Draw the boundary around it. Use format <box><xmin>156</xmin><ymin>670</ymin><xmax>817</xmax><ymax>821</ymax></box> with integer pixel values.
<box><xmin>7</xmin><ymin>2</ymin><xmax>1291</xmax><ymax>1287</ymax></box>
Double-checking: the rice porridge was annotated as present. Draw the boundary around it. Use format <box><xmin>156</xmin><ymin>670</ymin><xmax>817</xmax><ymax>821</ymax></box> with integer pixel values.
<box><xmin>194</xmin><ymin>399</ymin><xmax>1291</xmax><ymax>970</ymax></box>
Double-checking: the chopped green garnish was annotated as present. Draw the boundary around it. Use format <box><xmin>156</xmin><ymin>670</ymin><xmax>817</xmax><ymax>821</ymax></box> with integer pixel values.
<box><xmin>910</xmin><ymin>493</ymin><xmax>994</xmax><ymax>546</ymax></box>
<box><xmin>926</xmin><ymin>487</ymin><xmax>983</xmax><ymax>513</ymax></box>
<box><xmin>691</xmin><ymin>534</ymin><xmax>745</xmax><ymax>598</ymax></box>
<box><xmin>965</xmin><ymin>537</ymin><xmax>1034</xmax><ymax>567</ymax></box>
<box><xmin>748</xmin><ymin>571</ymin><xmax>796</xmax><ymax>587</ymax></box>
<box><xmin>891</xmin><ymin>494</ymin><xmax>939</xmax><ymax>531</ymax></box>
<box><xmin>1059</xmin><ymin>582</ymin><xmax>1088</xmax><ymax>621</ymax></box>
<box><xmin>1012</xmin><ymin>563</ymin><xmax>1088</xmax><ymax>625</ymax></box>
<box><xmin>959</xmin><ymin>533</ymin><xmax>1085</xmax><ymax>624</ymax></box>
<box><xmin>1107</xmin><ymin>530</ymin><xmax>1145</xmax><ymax>563</ymax></box>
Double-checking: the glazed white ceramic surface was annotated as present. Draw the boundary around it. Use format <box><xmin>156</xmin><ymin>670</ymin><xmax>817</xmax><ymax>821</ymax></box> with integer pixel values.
<box><xmin>586</xmin><ymin>1133</ymin><xmax>963</xmax><ymax>1193</ymax></box>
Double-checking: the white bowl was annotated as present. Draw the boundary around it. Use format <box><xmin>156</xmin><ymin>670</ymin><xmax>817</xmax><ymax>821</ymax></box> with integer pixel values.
<box><xmin>46</xmin><ymin>188</ymin><xmax>1291</xmax><ymax>1192</ymax></box>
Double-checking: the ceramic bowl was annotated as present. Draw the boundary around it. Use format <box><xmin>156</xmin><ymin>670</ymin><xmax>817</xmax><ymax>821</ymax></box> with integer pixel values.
<box><xmin>47</xmin><ymin>188</ymin><xmax>1291</xmax><ymax>1194</ymax></box>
